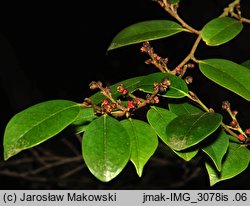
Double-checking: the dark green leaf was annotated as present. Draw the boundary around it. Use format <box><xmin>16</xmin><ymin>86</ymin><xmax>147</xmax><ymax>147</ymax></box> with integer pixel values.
<box><xmin>168</xmin><ymin>102</ymin><xmax>203</xmax><ymax>116</ymax></box>
<box><xmin>202</xmin><ymin>130</ymin><xmax>229</xmax><ymax>171</ymax></box>
<box><xmin>199</xmin><ymin>59</ymin><xmax>250</xmax><ymax>101</ymax></box>
<box><xmin>90</xmin><ymin>76</ymin><xmax>144</xmax><ymax>104</ymax></box>
<box><xmin>82</xmin><ymin>115</ymin><xmax>130</xmax><ymax>182</ymax></box>
<box><xmin>147</xmin><ymin>106</ymin><xmax>198</xmax><ymax>161</ymax></box>
<box><xmin>201</xmin><ymin>17</ymin><xmax>243</xmax><ymax>46</ymax></box>
<box><xmin>241</xmin><ymin>60</ymin><xmax>250</xmax><ymax>69</ymax></box>
<box><xmin>166</xmin><ymin>112</ymin><xmax>222</xmax><ymax>151</ymax></box>
<box><xmin>139</xmin><ymin>72</ymin><xmax>188</xmax><ymax>98</ymax></box>
<box><xmin>205</xmin><ymin>142</ymin><xmax>250</xmax><ymax>186</ymax></box>
<box><xmin>121</xmin><ymin>119</ymin><xmax>158</xmax><ymax>177</ymax></box>
<box><xmin>108</xmin><ymin>20</ymin><xmax>187</xmax><ymax>51</ymax></box>
<box><xmin>147</xmin><ymin>106</ymin><xmax>177</xmax><ymax>144</ymax></box>
<box><xmin>4</xmin><ymin>100</ymin><xmax>81</xmax><ymax>160</ymax></box>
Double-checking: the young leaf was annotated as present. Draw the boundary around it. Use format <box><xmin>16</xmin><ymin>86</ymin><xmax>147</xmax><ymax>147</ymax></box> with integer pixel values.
<box><xmin>147</xmin><ymin>106</ymin><xmax>177</xmax><ymax>144</ymax></box>
<box><xmin>201</xmin><ymin>17</ymin><xmax>243</xmax><ymax>46</ymax></box>
<box><xmin>121</xmin><ymin>119</ymin><xmax>158</xmax><ymax>177</ymax></box>
<box><xmin>241</xmin><ymin>60</ymin><xmax>250</xmax><ymax>69</ymax></box>
<box><xmin>108</xmin><ymin>20</ymin><xmax>187</xmax><ymax>51</ymax></box>
<box><xmin>205</xmin><ymin>142</ymin><xmax>250</xmax><ymax>186</ymax></box>
<box><xmin>168</xmin><ymin>102</ymin><xmax>203</xmax><ymax>116</ymax></box>
<box><xmin>90</xmin><ymin>76</ymin><xmax>144</xmax><ymax>105</ymax></box>
<box><xmin>4</xmin><ymin>100</ymin><xmax>81</xmax><ymax>160</ymax></box>
<box><xmin>165</xmin><ymin>112</ymin><xmax>222</xmax><ymax>151</ymax></box>
<box><xmin>199</xmin><ymin>59</ymin><xmax>250</xmax><ymax>101</ymax></box>
<box><xmin>82</xmin><ymin>115</ymin><xmax>130</xmax><ymax>182</ymax></box>
<box><xmin>202</xmin><ymin>130</ymin><xmax>229</xmax><ymax>171</ymax></box>
<box><xmin>139</xmin><ymin>72</ymin><xmax>188</xmax><ymax>98</ymax></box>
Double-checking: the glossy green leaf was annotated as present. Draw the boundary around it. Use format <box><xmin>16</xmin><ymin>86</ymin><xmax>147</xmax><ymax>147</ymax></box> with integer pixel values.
<box><xmin>241</xmin><ymin>60</ymin><xmax>250</xmax><ymax>69</ymax></box>
<box><xmin>147</xmin><ymin>106</ymin><xmax>177</xmax><ymax>144</ymax></box>
<box><xmin>121</xmin><ymin>119</ymin><xmax>158</xmax><ymax>177</ymax></box>
<box><xmin>202</xmin><ymin>130</ymin><xmax>229</xmax><ymax>171</ymax></box>
<box><xmin>205</xmin><ymin>142</ymin><xmax>250</xmax><ymax>186</ymax></box>
<box><xmin>173</xmin><ymin>149</ymin><xmax>199</xmax><ymax>161</ymax></box>
<box><xmin>108</xmin><ymin>20</ymin><xmax>187</xmax><ymax>51</ymax></box>
<box><xmin>90</xmin><ymin>76</ymin><xmax>144</xmax><ymax>104</ymax></box>
<box><xmin>168</xmin><ymin>102</ymin><xmax>203</xmax><ymax>116</ymax></box>
<box><xmin>166</xmin><ymin>112</ymin><xmax>222</xmax><ymax>151</ymax></box>
<box><xmin>201</xmin><ymin>17</ymin><xmax>243</xmax><ymax>46</ymax></box>
<box><xmin>139</xmin><ymin>72</ymin><xmax>188</xmax><ymax>98</ymax></box>
<box><xmin>147</xmin><ymin>106</ymin><xmax>198</xmax><ymax>161</ymax></box>
<box><xmin>199</xmin><ymin>59</ymin><xmax>250</xmax><ymax>101</ymax></box>
<box><xmin>82</xmin><ymin>115</ymin><xmax>130</xmax><ymax>182</ymax></box>
<box><xmin>4</xmin><ymin>100</ymin><xmax>81</xmax><ymax>160</ymax></box>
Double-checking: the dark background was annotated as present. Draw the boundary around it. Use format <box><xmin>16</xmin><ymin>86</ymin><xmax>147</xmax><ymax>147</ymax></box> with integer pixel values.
<box><xmin>0</xmin><ymin>0</ymin><xmax>250</xmax><ymax>189</ymax></box>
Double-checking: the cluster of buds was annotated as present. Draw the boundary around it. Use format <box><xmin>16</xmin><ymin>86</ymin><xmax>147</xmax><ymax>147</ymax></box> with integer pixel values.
<box><xmin>87</xmin><ymin>77</ymin><xmax>171</xmax><ymax>118</ymax></box>
<box><xmin>89</xmin><ymin>81</ymin><xmax>102</xmax><ymax>90</ymax></box>
<box><xmin>222</xmin><ymin>100</ymin><xmax>231</xmax><ymax>111</ymax></box>
<box><xmin>141</xmin><ymin>41</ymin><xmax>169</xmax><ymax>72</ymax></box>
<box><xmin>117</xmin><ymin>84</ymin><xmax>128</xmax><ymax>95</ymax></box>
<box><xmin>140</xmin><ymin>41</ymin><xmax>152</xmax><ymax>54</ymax></box>
<box><xmin>145</xmin><ymin>94</ymin><xmax>160</xmax><ymax>104</ymax></box>
<box><xmin>154</xmin><ymin>77</ymin><xmax>171</xmax><ymax>94</ymax></box>
<box><xmin>175</xmin><ymin>63</ymin><xmax>195</xmax><ymax>76</ymax></box>
<box><xmin>101</xmin><ymin>99</ymin><xmax>117</xmax><ymax>114</ymax></box>
<box><xmin>222</xmin><ymin>100</ymin><xmax>250</xmax><ymax>142</ymax></box>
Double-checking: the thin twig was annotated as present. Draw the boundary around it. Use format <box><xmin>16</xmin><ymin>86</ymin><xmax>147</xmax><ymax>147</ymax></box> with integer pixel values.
<box><xmin>59</xmin><ymin>165</ymin><xmax>85</xmax><ymax>179</ymax></box>
<box><xmin>62</xmin><ymin>138</ymin><xmax>80</xmax><ymax>156</ymax></box>
<box><xmin>27</xmin><ymin>156</ymin><xmax>82</xmax><ymax>176</ymax></box>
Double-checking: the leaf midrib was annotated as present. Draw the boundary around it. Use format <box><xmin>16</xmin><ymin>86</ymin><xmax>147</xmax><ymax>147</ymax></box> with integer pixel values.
<box><xmin>15</xmin><ymin>104</ymin><xmax>79</xmax><ymax>143</ymax></box>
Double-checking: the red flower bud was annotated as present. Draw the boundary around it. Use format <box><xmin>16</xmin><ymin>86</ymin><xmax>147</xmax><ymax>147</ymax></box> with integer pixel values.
<box><xmin>230</xmin><ymin>120</ymin><xmax>238</xmax><ymax>128</ymax></box>
<box><xmin>127</xmin><ymin>101</ymin><xmax>135</xmax><ymax>109</ymax></box>
<box><xmin>238</xmin><ymin>134</ymin><xmax>245</xmax><ymax>141</ymax></box>
<box><xmin>101</xmin><ymin>99</ymin><xmax>109</xmax><ymax>106</ymax></box>
<box><xmin>245</xmin><ymin>128</ymin><xmax>250</xmax><ymax>135</ymax></box>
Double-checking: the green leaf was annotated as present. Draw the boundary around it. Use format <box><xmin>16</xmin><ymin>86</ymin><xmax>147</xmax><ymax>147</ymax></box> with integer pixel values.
<box><xmin>4</xmin><ymin>100</ymin><xmax>81</xmax><ymax>160</ymax></box>
<box><xmin>168</xmin><ymin>102</ymin><xmax>203</xmax><ymax>116</ymax></box>
<box><xmin>147</xmin><ymin>106</ymin><xmax>177</xmax><ymax>144</ymax></box>
<box><xmin>65</xmin><ymin>108</ymin><xmax>97</xmax><ymax>135</ymax></box>
<box><xmin>169</xmin><ymin>0</ymin><xmax>180</xmax><ymax>3</ymax></box>
<box><xmin>241</xmin><ymin>60</ymin><xmax>250</xmax><ymax>69</ymax></box>
<box><xmin>139</xmin><ymin>72</ymin><xmax>188</xmax><ymax>98</ymax></box>
<box><xmin>72</xmin><ymin>108</ymin><xmax>96</xmax><ymax>125</ymax></box>
<box><xmin>199</xmin><ymin>59</ymin><xmax>250</xmax><ymax>101</ymax></box>
<box><xmin>173</xmin><ymin>149</ymin><xmax>199</xmax><ymax>161</ymax></box>
<box><xmin>201</xmin><ymin>17</ymin><xmax>243</xmax><ymax>46</ymax></box>
<box><xmin>90</xmin><ymin>76</ymin><xmax>144</xmax><ymax>104</ymax></box>
<box><xmin>82</xmin><ymin>115</ymin><xmax>130</xmax><ymax>182</ymax></box>
<box><xmin>205</xmin><ymin>142</ymin><xmax>250</xmax><ymax>186</ymax></box>
<box><xmin>202</xmin><ymin>130</ymin><xmax>229</xmax><ymax>171</ymax></box>
<box><xmin>108</xmin><ymin>20</ymin><xmax>187</xmax><ymax>51</ymax></box>
<box><xmin>147</xmin><ymin>106</ymin><xmax>198</xmax><ymax>161</ymax></box>
<box><xmin>165</xmin><ymin>112</ymin><xmax>222</xmax><ymax>151</ymax></box>
<box><xmin>121</xmin><ymin>119</ymin><xmax>158</xmax><ymax>177</ymax></box>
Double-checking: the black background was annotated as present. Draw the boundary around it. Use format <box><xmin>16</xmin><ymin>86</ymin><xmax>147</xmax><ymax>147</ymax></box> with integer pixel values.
<box><xmin>0</xmin><ymin>0</ymin><xmax>250</xmax><ymax>189</ymax></box>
